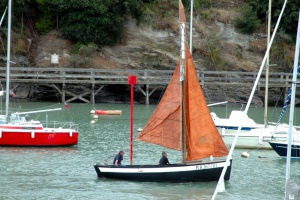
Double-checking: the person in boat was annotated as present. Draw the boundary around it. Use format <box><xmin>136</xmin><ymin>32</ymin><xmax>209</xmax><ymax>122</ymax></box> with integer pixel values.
<box><xmin>159</xmin><ymin>151</ymin><xmax>170</xmax><ymax>165</ymax></box>
<box><xmin>113</xmin><ymin>150</ymin><xmax>124</xmax><ymax>166</ymax></box>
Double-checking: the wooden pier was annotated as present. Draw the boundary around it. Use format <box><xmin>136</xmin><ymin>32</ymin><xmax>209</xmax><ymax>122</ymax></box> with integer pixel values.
<box><xmin>0</xmin><ymin>67</ymin><xmax>295</xmax><ymax>104</ymax></box>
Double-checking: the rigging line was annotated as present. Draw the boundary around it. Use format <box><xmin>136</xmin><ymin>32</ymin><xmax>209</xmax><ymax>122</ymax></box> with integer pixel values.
<box><xmin>212</xmin><ymin>0</ymin><xmax>288</xmax><ymax>198</ymax></box>
<box><xmin>223</xmin><ymin>190</ymin><xmax>239</xmax><ymax>200</ymax></box>
<box><xmin>34</xmin><ymin>114</ymin><xmax>40</xmax><ymax>121</ymax></box>
<box><xmin>0</xmin><ymin>36</ymin><xmax>6</xmax><ymax>57</ymax></box>
<box><xmin>0</xmin><ymin>6</ymin><xmax>7</xmax><ymax>55</ymax></box>
<box><xmin>22</xmin><ymin>5</ymin><xmax>37</xmax><ymax>39</ymax></box>
<box><xmin>157</xmin><ymin>64</ymin><xmax>173</xmax><ymax>104</ymax></box>
<box><xmin>269</xmin><ymin>67</ymin><xmax>293</xmax><ymax>122</ymax></box>
<box><xmin>201</xmin><ymin>29</ymin><xmax>228</xmax><ymax>109</ymax></box>
<box><xmin>51</xmin><ymin>84</ymin><xmax>76</xmax><ymax>123</ymax></box>
<box><xmin>245</xmin><ymin>140</ymin><xmax>268</xmax><ymax>154</ymax></box>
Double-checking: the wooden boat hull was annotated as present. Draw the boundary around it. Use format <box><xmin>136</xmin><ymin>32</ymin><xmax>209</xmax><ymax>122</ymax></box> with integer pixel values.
<box><xmin>94</xmin><ymin>159</ymin><xmax>232</xmax><ymax>182</ymax></box>
<box><xmin>0</xmin><ymin>130</ymin><xmax>78</xmax><ymax>146</ymax></box>
<box><xmin>269</xmin><ymin>141</ymin><xmax>300</xmax><ymax>159</ymax></box>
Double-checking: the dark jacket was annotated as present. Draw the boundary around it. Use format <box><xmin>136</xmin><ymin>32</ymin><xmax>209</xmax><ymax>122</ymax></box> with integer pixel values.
<box><xmin>159</xmin><ymin>156</ymin><xmax>170</xmax><ymax>165</ymax></box>
<box><xmin>113</xmin><ymin>154</ymin><xmax>123</xmax><ymax>165</ymax></box>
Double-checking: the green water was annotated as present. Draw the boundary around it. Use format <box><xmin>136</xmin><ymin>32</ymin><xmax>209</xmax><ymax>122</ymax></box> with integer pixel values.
<box><xmin>0</xmin><ymin>102</ymin><xmax>300</xmax><ymax>200</ymax></box>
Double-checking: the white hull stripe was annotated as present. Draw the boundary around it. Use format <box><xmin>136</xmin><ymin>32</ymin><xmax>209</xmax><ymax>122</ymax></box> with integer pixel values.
<box><xmin>98</xmin><ymin>162</ymin><xmax>228</xmax><ymax>173</ymax></box>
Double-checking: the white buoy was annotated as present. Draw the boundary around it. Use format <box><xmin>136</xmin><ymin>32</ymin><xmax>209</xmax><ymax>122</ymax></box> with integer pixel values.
<box><xmin>210</xmin><ymin>155</ymin><xmax>214</xmax><ymax>161</ymax></box>
<box><xmin>93</xmin><ymin>115</ymin><xmax>98</xmax><ymax>119</ymax></box>
<box><xmin>241</xmin><ymin>152</ymin><xmax>250</xmax><ymax>158</ymax></box>
<box><xmin>90</xmin><ymin>120</ymin><xmax>96</xmax><ymax>124</ymax></box>
<box><xmin>137</xmin><ymin>128</ymin><xmax>143</xmax><ymax>132</ymax></box>
<box><xmin>90</xmin><ymin>110</ymin><xmax>96</xmax><ymax>114</ymax></box>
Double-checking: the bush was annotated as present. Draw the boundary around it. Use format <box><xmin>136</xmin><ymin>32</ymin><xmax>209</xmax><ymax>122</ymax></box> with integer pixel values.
<box><xmin>78</xmin><ymin>43</ymin><xmax>98</xmax><ymax>57</ymax></box>
<box><xmin>234</xmin><ymin>4</ymin><xmax>260</xmax><ymax>34</ymax></box>
<box><xmin>35</xmin><ymin>13</ymin><xmax>55</xmax><ymax>35</ymax></box>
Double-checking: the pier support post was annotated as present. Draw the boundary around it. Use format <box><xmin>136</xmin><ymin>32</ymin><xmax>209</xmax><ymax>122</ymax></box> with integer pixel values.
<box><xmin>91</xmin><ymin>83</ymin><xmax>95</xmax><ymax>104</ymax></box>
<box><xmin>62</xmin><ymin>83</ymin><xmax>66</xmax><ymax>103</ymax></box>
<box><xmin>137</xmin><ymin>85</ymin><xmax>158</xmax><ymax>105</ymax></box>
<box><xmin>90</xmin><ymin>70</ymin><xmax>95</xmax><ymax>104</ymax></box>
<box><xmin>145</xmin><ymin>84</ymin><xmax>149</xmax><ymax>105</ymax></box>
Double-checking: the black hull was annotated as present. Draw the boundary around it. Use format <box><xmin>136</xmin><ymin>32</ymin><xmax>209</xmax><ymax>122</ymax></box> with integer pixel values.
<box><xmin>269</xmin><ymin>142</ymin><xmax>300</xmax><ymax>159</ymax></box>
<box><xmin>94</xmin><ymin>159</ymin><xmax>232</xmax><ymax>182</ymax></box>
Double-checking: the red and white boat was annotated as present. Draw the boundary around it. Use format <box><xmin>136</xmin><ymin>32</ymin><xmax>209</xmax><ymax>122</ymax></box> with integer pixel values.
<box><xmin>0</xmin><ymin>2</ymin><xmax>78</xmax><ymax>147</ymax></box>
<box><xmin>0</xmin><ymin>109</ymin><xmax>79</xmax><ymax>147</ymax></box>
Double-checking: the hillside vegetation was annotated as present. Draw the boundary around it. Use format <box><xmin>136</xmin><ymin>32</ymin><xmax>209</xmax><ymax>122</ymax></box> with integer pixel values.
<box><xmin>0</xmin><ymin>0</ymin><xmax>298</xmax><ymax>72</ymax></box>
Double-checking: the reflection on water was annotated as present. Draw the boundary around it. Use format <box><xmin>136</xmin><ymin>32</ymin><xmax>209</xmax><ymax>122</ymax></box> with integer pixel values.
<box><xmin>0</xmin><ymin>102</ymin><xmax>300</xmax><ymax>199</ymax></box>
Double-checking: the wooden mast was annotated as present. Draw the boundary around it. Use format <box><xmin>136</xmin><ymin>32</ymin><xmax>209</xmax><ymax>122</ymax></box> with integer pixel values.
<box><xmin>179</xmin><ymin>0</ymin><xmax>186</xmax><ymax>164</ymax></box>
<box><xmin>264</xmin><ymin>0</ymin><xmax>271</xmax><ymax>128</ymax></box>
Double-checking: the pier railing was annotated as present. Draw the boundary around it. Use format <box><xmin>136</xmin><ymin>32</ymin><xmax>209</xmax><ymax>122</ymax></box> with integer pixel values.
<box><xmin>0</xmin><ymin>67</ymin><xmax>293</xmax><ymax>87</ymax></box>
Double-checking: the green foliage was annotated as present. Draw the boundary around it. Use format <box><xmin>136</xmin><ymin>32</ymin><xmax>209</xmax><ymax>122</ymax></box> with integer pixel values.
<box><xmin>44</xmin><ymin>0</ymin><xmax>145</xmax><ymax>44</ymax></box>
<box><xmin>35</xmin><ymin>13</ymin><xmax>55</xmax><ymax>35</ymax></box>
<box><xmin>248</xmin><ymin>0</ymin><xmax>299</xmax><ymax>40</ymax></box>
<box><xmin>206</xmin><ymin>32</ymin><xmax>224</xmax><ymax>69</ymax></box>
<box><xmin>142</xmin><ymin>0</ymin><xmax>178</xmax><ymax>30</ymax></box>
<box><xmin>197</xmin><ymin>0</ymin><xmax>212</xmax><ymax>8</ymax></box>
<box><xmin>78</xmin><ymin>43</ymin><xmax>98</xmax><ymax>56</ymax></box>
<box><xmin>271</xmin><ymin>35</ymin><xmax>293</xmax><ymax>69</ymax></box>
<box><xmin>234</xmin><ymin>4</ymin><xmax>260</xmax><ymax>34</ymax></box>
<box><xmin>1</xmin><ymin>0</ymin><xmax>145</xmax><ymax>45</ymax></box>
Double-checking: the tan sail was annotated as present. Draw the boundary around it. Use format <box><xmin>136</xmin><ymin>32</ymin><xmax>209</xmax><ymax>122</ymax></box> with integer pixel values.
<box><xmin>137</xmin><ymin>63</ymin><xmax>182</xmax><ymax>150</ymax></box>
<box><xmin>185</xmin><ymin>48</ymin><xmax>229</xmax><ymax>161</ymax></box>
<box><xmin>138</xmin><ymin>0</ymin><xmax>228</xmax><ymax>160</ymax></box>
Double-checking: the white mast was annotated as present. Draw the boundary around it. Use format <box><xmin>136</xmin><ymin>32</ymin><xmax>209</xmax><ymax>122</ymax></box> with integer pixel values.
<box><xmin>211</xmin><ymin>0</ymin><xmax>288</xmax><ymax>199</ymax></box>
<box><xmin>5</xmin><ymin>0</ymin><xmax>12</xmax><ymax>122</ymax></box>
<box><xmin>264</xmin><ymin>0</ymin><xmax>271</xmax><ymax>127</ymax></box>
<box><xmin>179</xmin><ymin>0</ymin><xmax>187</xmax><ymax>164</ymax></box>
<box><xmin>285</xmin><ymin>8</ymin><xmax>300</xmax><ymax>198</ymax></box>
<box><xmin>189</xmin><ymin>0</ymin><xmax>193</xmax><ymax>54</ymax></box>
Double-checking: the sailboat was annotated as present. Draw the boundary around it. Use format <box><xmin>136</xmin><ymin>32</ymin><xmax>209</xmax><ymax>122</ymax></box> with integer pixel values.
<box><xmin>211</xmin><ymin>0</ymin><xmax>300</xmax><ymax>149</ymax></box>
<box><xmin>269</xmin><ymin>46</ymin><xmax>300</xmax><ymax>160</ymax></box>
<box><xmin>0</xmin><ymin>0</ymin><xmax>78</xmax><ymax>146</ymax></box>
<box><xmin>271</xmin><ymin>7</ymin><xmax>300</xmax><ymax>198</ymax></box>
<box><xmin>94</xmin><ymin>0</ymin><xmax>232</xmax><ymax>182</ymax></box>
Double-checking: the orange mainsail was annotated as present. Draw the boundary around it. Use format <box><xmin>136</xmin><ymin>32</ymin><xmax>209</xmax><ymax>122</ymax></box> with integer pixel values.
<box><xmin>138</xmin><ymin>0</ymin><xmax>228</xmax><ymax>161</ymax></box>
<box><xmin>185</xmin><ymin>48</ymin><xmax>229</xmax><ymax>161</ymax></box>
<box><xmin>137</xmin><ymin>63</ymin><xmax>182</xmax><ymax>150</ymax></box>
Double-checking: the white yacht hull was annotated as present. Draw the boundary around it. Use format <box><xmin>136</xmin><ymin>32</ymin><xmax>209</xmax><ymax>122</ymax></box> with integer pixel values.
<box><xmin>220</xmin><ymin>129</ymin><xmax>300</xmax><ymax>149</ymax></box>
<box><xmin>211</xmin><ymin>111</ymin><xmax>300</xmax><ymax>149</ymax></box>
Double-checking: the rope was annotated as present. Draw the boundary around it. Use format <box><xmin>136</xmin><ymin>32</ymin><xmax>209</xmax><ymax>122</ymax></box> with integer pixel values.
<box><xmin>274</xmin><ymin>66</ymin><xmax>300</xmax><ymax>132</ymax></box>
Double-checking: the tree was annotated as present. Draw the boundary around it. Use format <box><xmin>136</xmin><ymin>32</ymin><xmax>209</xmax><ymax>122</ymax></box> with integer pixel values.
<box><xmin>0</xmin><ymin>0</ymin><xmax>145</xmax><ymax>44</ymax></box>
<box><xmin>248</xmin><ymin>0</ymin><xmax>300</xmax><ymax>40</ymax></box>
<box><xmin>234</xmin><ymin>4</ymin><xmax>260</xmax><ymax>34</ymax></box>
<box><xmin>46</xmin><ymin>0</ymin><xmax>144</xmax><ymax>44</ymax></box>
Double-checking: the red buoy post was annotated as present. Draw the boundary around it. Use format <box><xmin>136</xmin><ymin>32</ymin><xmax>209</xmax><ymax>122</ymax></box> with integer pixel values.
<box><xmin>128</xmin><ymin>76</ymin><xmax>136</xmax><ymax>165</ymax></box>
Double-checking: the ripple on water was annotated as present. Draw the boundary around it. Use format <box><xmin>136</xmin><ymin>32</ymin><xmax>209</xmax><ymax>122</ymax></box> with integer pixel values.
<box><xmin>0</xmin><ymin>103</ymin><xmax>300</xmax><ymax>199</ymax></box>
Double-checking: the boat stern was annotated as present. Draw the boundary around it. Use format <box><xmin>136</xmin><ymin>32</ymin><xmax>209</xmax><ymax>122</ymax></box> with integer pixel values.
<box><xmin>94</xmin><ymin>164</ymin><xmax>103</xmax><ymax>177</ymax></box>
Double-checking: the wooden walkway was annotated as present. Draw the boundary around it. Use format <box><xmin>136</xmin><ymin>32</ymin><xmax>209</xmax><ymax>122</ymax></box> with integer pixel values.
<box><xmin>0</xmin><ymin>67</ymin><xmax>294</xmax><ymax>104</ymax></box>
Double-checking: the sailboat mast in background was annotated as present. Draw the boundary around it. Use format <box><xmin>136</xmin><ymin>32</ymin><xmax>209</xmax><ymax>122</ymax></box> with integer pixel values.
<box><xmin>5</xmin><ymin>0</ymin><xmax>12</xmax><ymax>122</ymax></box>
<box><xmin>264</xmin><ymin>0</ymin><xmax>272</xmax><ymax>128</ymax></box>
<box><xmin>212</xmin><ymin>0</ymin><xmax>288</xmax><ymax>199</ymax></box>
<box><xmin>179</xmin><ymin>0</ymin><xmax>187</xmax><ymax>164</ymax></box>
<box><xmin>284</xmin><ymin>7</ymin><xmax>300</xmax><ymax>199</ymax></box>
<box><xmin>189</xmin><ymin>0</ymin><xmax>193</xmax><ymax>54</ymax></box>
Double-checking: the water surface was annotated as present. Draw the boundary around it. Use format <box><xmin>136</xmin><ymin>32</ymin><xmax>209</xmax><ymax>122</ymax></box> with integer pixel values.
<box><xmin>0</xmin><ymin>102</ymin><xmax>299</xmax><ymax>199</ymax></box>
